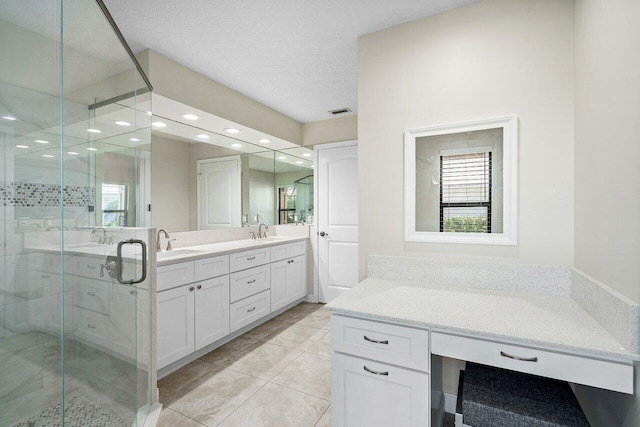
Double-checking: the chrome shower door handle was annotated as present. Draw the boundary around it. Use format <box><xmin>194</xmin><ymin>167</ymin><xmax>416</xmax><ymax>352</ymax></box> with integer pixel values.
<box><xmin>117</xmin><ymin>239</ymin><xmax>147</xmax><ymax>285</ymax></box>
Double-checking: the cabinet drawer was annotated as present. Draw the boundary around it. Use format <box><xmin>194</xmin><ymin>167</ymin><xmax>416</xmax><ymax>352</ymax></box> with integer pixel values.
<box><xmin>195</xmin><ymin>255</ymin><xmax>230</xmax><ymax>281</ymax></box>
<box><xmin>74</xmin><ymin>280</ymin><xmax>110</xmax><ymax>314</ymax></box>
<box><xmin>157</xmin><ymin>261</ymin><xmax>195</xmax><ymax>291</ymax></box>
<box><xmin>230</xmin><ymin>290</ymin><xmax>271</xmax><ymax>333</ymax></box>
<box><xmin>230</xmin><ymin>247</ymin><xmax>270</xmax><ymax>272</ymax></box>
<box><xmin>270</xmin><ymin>241</ymin><xmax>307</xmax><ymax>262</ymax></box>
<box><xmin>230</xmin><ymin>264</ymin><xmax>270</xmax><ymax>303</ymax></box>
<box><xmin>431</xmin><ymin>331</ymin><xmax>633</xmax><ymax>394</ymax></box>
<box><xmin>331</xmin><ymin>315</ymin><xmax>430</xmax><ymax>372</ymax></box>
<box><xmin>73</xmin><ymin>256</ymin><xmax>104</xmax><ymax>279</ymax></box>
<box><xmin>74</xmin><ymin>307</ymin><xmax>109</xmax><ymax>346</ymax></box>
<box><xmin>331</xmin><ymin>352</ymin><xmax>430</xmax><ymax>427</ymax></box>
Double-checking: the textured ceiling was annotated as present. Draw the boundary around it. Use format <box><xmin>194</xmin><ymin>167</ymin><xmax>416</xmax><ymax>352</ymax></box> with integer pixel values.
<box><xmin>104</xmin><ymin>0</ymin><xmax>477</xmax><ymax>123</ymax></box>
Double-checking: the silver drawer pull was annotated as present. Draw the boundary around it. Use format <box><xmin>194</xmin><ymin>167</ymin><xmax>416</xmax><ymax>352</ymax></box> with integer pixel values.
<box><xmin>364</xmin><ymin>366</ymin><xmax>388</xmax><ymax>376</ymax></box>
<box><xmin>87</xmin><ymin>266</ymin><xmax>96</xmax><ymax>270</ymax></box>
<box><xmin>247</xmin><ymin>307</ymin><xmax>256</xmax><ymax>312</ymax></box>
<box><xmin>500</xmin><ymin>351</ymin><xmax>538</xmax><ymax>363</ymax></box>
<box><xmin>87</xmin><ymin>324</ymin><xmax>96</xmax><ymax>329</ymax></box>
<box><xmin>364</xmin><ymin>335</ymin><xmax>389</xmax><ymax>345</ymax></box>
<box><xmin>41</xmin><ymin>274</ymin><xmax>49</xmax><ymax>279</ymax></box>
<box><xmin>247</xmin><ymin>256</ymin><xmax>256</xmax><ymax>261</ymax></box>
<box><xmin>247</xmin><ymin>279</ymin><xmax>256</xmax><ymax>284</ymax></box>
<box><xmin>87</xmin><ymin>291</ymin><xmax>96</xmax><ymax>296</ymax></box>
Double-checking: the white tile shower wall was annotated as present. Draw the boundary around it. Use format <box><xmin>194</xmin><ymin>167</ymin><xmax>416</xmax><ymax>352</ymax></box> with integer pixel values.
<box><xmin>571</xmin><ymin>269</ymin><xmax>640</xmax><ymax>354</ymax></box>
<box><xmin>366</xmin><ymin>255</ymin><xmax>572</xmax><ymax>297</ymax></box>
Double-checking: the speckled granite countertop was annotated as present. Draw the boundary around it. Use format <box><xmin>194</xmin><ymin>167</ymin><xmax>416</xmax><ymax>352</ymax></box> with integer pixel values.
<box><xmin>326</xmin><ymin>278</ymin><xmax>638</xmax><ymax>361</ymax></box>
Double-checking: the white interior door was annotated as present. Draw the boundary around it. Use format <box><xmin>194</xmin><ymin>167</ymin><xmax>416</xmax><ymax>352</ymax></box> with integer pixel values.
<box><xmin>198</xmin><ymin>157</ymin><xmax>241</xmax><ymax>229</ymax></box>
<box><xmin>317</xmin><ymin>142</ymin><xmax>358</xmax><ymax>303</ymax></box>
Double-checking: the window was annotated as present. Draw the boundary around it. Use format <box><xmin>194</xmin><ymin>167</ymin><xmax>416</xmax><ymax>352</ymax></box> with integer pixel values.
<box><xmin>440</xmin><ymin>150</ymin><xmax>492</xmax><ymax>233</ymax></box>
<box><xmin>102</xmin><ymin>183</ymin><xmax>128</xmax><ymax>227</ymax></box>
<box><xmin>278</xmin><ymin>186</ymin><xmax>296</xmax><ymax>224</ymax></box>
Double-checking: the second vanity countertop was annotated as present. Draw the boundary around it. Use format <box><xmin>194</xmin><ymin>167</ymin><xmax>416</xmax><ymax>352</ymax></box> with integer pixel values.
<box><xmin>326</xmin><ymin>278</ymin><xmax>638</xmax><ymax>362</ymax></box>
<box><xmin>155</xmin><ymin>235</ymin><xmax>307</xmax><ymax>266</ymax></box>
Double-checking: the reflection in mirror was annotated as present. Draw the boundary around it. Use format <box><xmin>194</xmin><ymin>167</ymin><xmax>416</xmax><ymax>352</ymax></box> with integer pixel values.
<box><xmin>275</xmin><ymin>147</ymin><xmax>314</xmax><ymax>224</ymax></box>
<box><xmin>148</xmin><ymin>110</ymin><xmax>315</xmax><ymax>232</ymax></box>
<box><xmin>404</xmin><ymin>115</ymin><xmax>517</xmax><ymax>245</ymax></box>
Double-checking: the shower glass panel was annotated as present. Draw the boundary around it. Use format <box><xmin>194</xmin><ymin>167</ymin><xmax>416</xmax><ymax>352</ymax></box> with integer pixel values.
<box><xmin>0</xmin><ymin>1</ymin><xmax>156</xmax><ymax>426</ymax></box>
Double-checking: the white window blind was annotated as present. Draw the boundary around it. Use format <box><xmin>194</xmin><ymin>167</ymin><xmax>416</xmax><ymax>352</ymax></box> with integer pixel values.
<box><xmin>440</xmin><ymin>151</ymin><xmax>492</xmax><ymax>233</ymax></box>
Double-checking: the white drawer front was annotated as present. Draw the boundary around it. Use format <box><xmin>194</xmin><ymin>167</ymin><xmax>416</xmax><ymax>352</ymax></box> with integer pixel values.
<box><xmin>270</xmin><ymin>244</ymin><xmax>290</xmax><ymax>263</ymax></box>
<box><xmin>74</xmin><ymin>280</ymin><xmax>110</xmax><ymax>314</ymax></box>
<box><xmin>230</xmin><ymin>264</ymin><xmax>270</xmax><ymax>303</ymax></box>
<box><xmin>194</xmin><ymin>255</ymin><xmax>230</xmax><ymax>281</ymax></box>
<box><xmin>73</xmin><ymin>256</ymin><xmax>103</xmax><ymax>279</ymax></box>
<box><xmin>230</xmin><ymin>247</ymin><xmax>270</xmax><ymax>272</ymax></box>
<box><xmin>271</xmin><ymin>241</ymin><xmax>307</xmax><ymax>263</ymax></box>
<box><xmin>288</xmin><ymin>240</ymin><xmax>306</xmax><ymax>258</ymax></box>
<box><xmin>331</xmin><ymin>315</ymin><xmax>430</xmax><ymax>372</ymax></box>
<box><xmin>74</xmin><ymin>307</ymin><xmax>109</xmax><ymax>346</ymax></box>
<box><xmin>230</xmin><ymin>290</ymin><xmax>271</xmax><ymax>333</ymax></box>
<box><xmin>431</xmin><ymin>331</ymin><xmax>634</xmax><ymax>394</ymax></box>
<box><xmin>157</xmin><ymin>261</ymin><xmax>195</xmax><ymax>291</ymax></box>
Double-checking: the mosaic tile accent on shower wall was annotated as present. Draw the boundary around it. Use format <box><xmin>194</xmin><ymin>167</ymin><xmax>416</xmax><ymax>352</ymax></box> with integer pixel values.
<box><xmin>1</xmin><ymin>182</ymin><xmax>95</xmax><ymax>207</ymax></box>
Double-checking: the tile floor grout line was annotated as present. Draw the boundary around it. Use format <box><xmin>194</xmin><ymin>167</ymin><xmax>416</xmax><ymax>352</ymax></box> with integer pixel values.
<box><xmin>213</xmin><ymin>378</ymin><xmax>271</xmax><ymax>426</ymax></box>
<box><xmin>164</xmin><ymin>406</ymin><xmax>209</xmax><ymax>426</ymax></box>
<box><xmin>266</xmin><ymin>378</ymin><xmax>331</xmax><ymax>404</ymax></box>
<box><xmin>314</xmin><ymin>404</ymin><xmax>331</xmax><ymax>427</ymax></box>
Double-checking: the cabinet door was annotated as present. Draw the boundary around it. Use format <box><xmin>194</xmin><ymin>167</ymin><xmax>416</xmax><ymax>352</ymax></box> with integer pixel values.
<box><xmin>157</xmin><ymin>285</ymin><xmax>195</xmax><ymax>369</ymax></box>
<box><xmin>287</xmin><ymin>255</ymin><xmax>307</xmax><ymax>301</ymax></box>
<box><xmin>110</xmin><ymin>284</ymin><xmax>137</xmax><ymax>358</ymax></box>
<box><xmin>195</xmin><ymin>276</ymin><xmax>230</xmax><ymax>350</ymax></box>
<box><xmin>331</xmin><ymin>353</ymin><xmax>430</xmax><ymax>427</ymax></box>
<box><xmin>270</xmin><ymin>259</ymin><xmax>289</xmax><ymax>312</ymax></box>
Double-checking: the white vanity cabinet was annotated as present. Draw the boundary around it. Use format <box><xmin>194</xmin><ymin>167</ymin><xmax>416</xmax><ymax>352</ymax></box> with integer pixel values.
<box><xmin>157</xmin><ymin>259</ymin><xmax>230</xmax><ymax>369</ymax></box>
<box><xmin>331</xmin><ymin>315</ymin><xmax>431</xmax><ymax>427</ymax></box>
<box><xmin>270</xmin><ymin>243</ymin><xmax>307</xmax><ymax>312</ymax></box>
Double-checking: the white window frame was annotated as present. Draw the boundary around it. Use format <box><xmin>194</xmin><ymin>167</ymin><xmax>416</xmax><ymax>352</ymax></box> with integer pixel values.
<box><xmin>404</xmin><ymin>114</ymin><xmax>518</xmax><ymax>245</ymax></box>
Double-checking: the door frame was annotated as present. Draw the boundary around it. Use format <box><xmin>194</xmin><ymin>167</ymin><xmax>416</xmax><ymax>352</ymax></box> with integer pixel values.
<box><xmin>312</xmin><ymin>140</ymin><xmax>358</xmax><ymax>303</ymax></box>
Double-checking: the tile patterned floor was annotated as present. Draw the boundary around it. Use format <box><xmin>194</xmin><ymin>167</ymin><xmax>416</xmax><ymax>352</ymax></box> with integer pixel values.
<box><xmin>157</xmin><ymin>302</ymin><xmax>332</xmax><ymax>427</ymax></box>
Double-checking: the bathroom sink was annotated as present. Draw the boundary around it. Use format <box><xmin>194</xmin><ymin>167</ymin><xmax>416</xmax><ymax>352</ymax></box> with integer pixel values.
<box><xmin>254</xmin><ymin>236</ymin><xmax>291</xmax><ymax>243</ymax></box>
<box><xmin>156</xmin><ymin>249</ymin><xmax>204</xmax><ymax>259</ymax></box>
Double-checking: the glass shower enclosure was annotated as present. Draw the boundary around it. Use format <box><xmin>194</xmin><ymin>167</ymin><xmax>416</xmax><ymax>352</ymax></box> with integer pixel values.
<box><xmin>0</xmin><ymin>1</ymin><xmax>157</xmax><ymax>426</ymax></box>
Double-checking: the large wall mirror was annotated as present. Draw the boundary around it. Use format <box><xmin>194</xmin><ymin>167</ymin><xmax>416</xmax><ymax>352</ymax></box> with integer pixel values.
<box><xmin>148</xmin><ymin>96</ymin><xmax>314</xmax><ymax>232</ymax></box>
<box><xmin>404</xmin><ymin>115</ymin><xmax>518</xmax><ymax>245</ymax></box>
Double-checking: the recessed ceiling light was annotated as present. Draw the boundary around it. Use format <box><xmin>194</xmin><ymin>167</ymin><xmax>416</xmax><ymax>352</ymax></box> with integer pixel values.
<box><xmin>42</xmin><ymin>154</ymin><xmax>54</xmax><ymax>158</ymax></box>
<box><xmin>258</xmin><ymin>138</ymin><xmax>271</xmax><ymax>144</ymax></box>
<box><xmin>277</xmin><ymin>156</ymin><xmax>286</xmax><ymax>160</ymax></box>
<box><xmin>225</xmin><ymin>128</ymin><xmax>240</xmax><ymax>134</ymax></box>
<box><xmin>86</xmin><ymin>147</ymin><xmax>97</xmax><ymax>151</ymax></box>
<box><xmin>115</xmin><ymin>120</ymin><xmax>131</xmax><ymax>126</ymax></box>
<box><xmin>35</xmin><ymin>139</ymin><xmax>50</xmax><ymax>144</ymax></box>
<box><xmin>16</xmin><ymin>145</ymin><xmax>29</xmax><ymax>149</ymax></box>
<box><xmin>2</xmin><ymin>116</ymin><xmax>16</xmax><ymax>121</ymax></box>
<box><xmin>130</xmin><ymin>137</ymin><xmax>141</xmax><ymax>142</ymax></box>
<box><xmin>230</xmin><ymin>143</ymin><xmax>242</xmax><ymax>148</ymax></box>
<box><xmin>147</xmin><ymin>111</ymin><xmax>153</xmax><ymax>116</ymax></box>
<box><xmin>302</xmin><ymin>153</ymin><xmax>311</xmax><ymax>157</ymax></box>
<box><xmin>296</xmin><ymin>161</ymin><xmax>304</xmax><ymax>164</ymax></box>
<box><xmin>311</xmin><ymin>165</ymin><xmax>314</xmax><ymax>168</ymax></box>
<box><xmin>195</xmin><ymin>134</ymin><xmax>210</xmax><ymax>140</ymax></box>
<box><xmin>87</xmin><ymin>128</ymin><xmax>101</xmax><ymax>133</ymax></box>
<box><xmin>182</xmin><ymin>113</ymin><xmax>198</xmax><ymax>121</ymax></box>
<box><xmin>68</xmin><ymin>151</ymin><xmax>79</xmax><ymax>155</ymax></box>
<box><xmin>152</xmin><ymin>121</ymin><xmax>167</xmax><ymax>128</ymax></box>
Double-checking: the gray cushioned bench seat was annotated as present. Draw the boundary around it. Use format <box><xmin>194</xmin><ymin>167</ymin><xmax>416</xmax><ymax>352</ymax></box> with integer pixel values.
<box><xmin>456</xmin><ymin>362</ymin><xmax>590</xmax><ymax>427</ymax></box>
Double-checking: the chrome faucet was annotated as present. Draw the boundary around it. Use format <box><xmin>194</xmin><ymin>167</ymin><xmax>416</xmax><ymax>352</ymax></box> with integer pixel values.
<box><xmin>258</xmin><ymin>223</ymin><xmax>269</xmax><ymax>239</ymax></box>
<box><xmin>156</xmin><ymin>228</ymin><xmax>169</xmax><ymax>252</ymax></box>
<box><xmin>92</xmin><ymin>227</ymin><xmax>107</xmax><ymax>245</ymax></box>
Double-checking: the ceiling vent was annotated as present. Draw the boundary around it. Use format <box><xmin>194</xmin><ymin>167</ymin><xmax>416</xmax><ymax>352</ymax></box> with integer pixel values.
<box><xmin>328</xmin><ymin>107</ymin><xmax>352</xmax><ymax>115</ymax></box>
